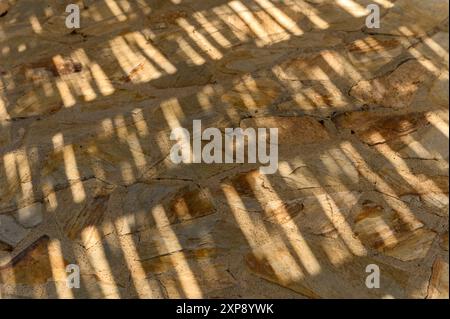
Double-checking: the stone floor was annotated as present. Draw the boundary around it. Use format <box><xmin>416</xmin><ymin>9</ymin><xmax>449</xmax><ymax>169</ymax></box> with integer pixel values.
<box><xmin>0</xmin><ymin>0</ymin><xmax>448</xmax><ymax>299</ymax></box>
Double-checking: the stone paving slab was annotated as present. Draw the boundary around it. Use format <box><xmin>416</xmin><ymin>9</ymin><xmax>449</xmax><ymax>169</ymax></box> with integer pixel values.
<box><xmin>0</xmin><ymin>0</ymin><xmax>448</xmax><ymax>299</ymax></box>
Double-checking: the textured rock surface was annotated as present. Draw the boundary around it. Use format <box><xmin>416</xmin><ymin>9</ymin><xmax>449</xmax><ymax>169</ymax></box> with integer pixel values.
<box><xmin>427</xmin><ymin>257</ymin><xmax>449</xmax><ymax>299</ymax></box>
<box><xmin>0</xmin><ymin>215</ymin><xmax>29</xmax><ymax>247</ymax></box>
<box><xmin>0</xmin><ymin>0</ymin><xmax>448</xmax><ymax>299</ymax></box>
<box><xmin>14</xmin><ymin>202</ymin><xmax>43</xmax><ymax>228</ymax></box>
<box><xmin>0</xmin><ymin>0</ymin><xmax>8</xmax><ymax>17</ymax></box>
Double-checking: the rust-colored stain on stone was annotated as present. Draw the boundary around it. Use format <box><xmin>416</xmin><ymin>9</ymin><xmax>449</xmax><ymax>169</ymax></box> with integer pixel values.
<box><xmin>0</xmin><ymin>236</ymin><xmax>68</xmax><ymax>285</ymax></box>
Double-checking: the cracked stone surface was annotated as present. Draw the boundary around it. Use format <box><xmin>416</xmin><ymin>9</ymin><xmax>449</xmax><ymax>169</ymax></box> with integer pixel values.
<box><xmin>0</xmin><ymin>0</ymin><xmax>448</xmax><ymax>299</ymax></box>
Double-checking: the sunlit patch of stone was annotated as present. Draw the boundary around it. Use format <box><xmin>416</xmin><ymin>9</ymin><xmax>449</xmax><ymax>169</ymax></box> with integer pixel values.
<box><xmin>319</xmin><ymin>239</ymin><xmax>353</xmax><ymax>267</ymax></box>
<box><xmin>151</xmin><ymin>205</ymin><xmax>203</xmax><ymax>298</ymax></box>
<box><xmin>258</xmin><ymin>174</ymin><xmax>322</xmax><ymax>275</ymax></box>
<box><xmin>42</xmin><ymin>177</ymin><xmax>58</xmax><ymax>212</ymax></box>
<box><xmin>320</xmin><ymin>50</ymin><xmax>362</xmax><ymax>82</ymax></box>
<box><xmin>52</xmin><ymin>133</ymin><xmax>86</xmax><ymax>203</ymax></box>
<box><xmin>0</xmin><ymin>0</ymin><xmax>447</xmax><ymax>299</ymax></box>
<box><xmin>73</xmin><ymin>48</ymin><xmax>115</xmax><ymax>96</ymax></box>
<box><xmin>358</xmin><ymin>210</ymin><xmax>400</xmax><ymax>249</ymax></box>
<box><xmin>48</xmin><ymin>239</ymin><xmax>74</xmax><ymax>299</ymax></box>
<box><xmin>321</xmin><ymin>194</ymin><xmax>368</xmax><ymax>256</ymax></box>
<box><xmin>2</xmin><ymin>152</ymin><xmax>18</xmax><ymax>192</ymax></box>
<box><xmin>120</xmin><ymin>161</ymin><xmax>136</xmax><ymax>185</ymax></box>
<box><xmin>1</xmin><ymin>46</ymin><xmax>10</xmax><ymax>56</ymax></box>
<box><xmin>114</xmin><ymin>114</ymin><xmax>148</xmax><ymax>170</ymax></box>
<box><xmin>277</xmin><ymin>161</ymin><xmax>293</xmax><ymax>176</ymax></box>
<box><xmin>132</xmin><ymin>31</ymin><xmax>177</xmax><ymax>74</ymax></box>
<box><xmin>177</xmin><ymin>18</ymin><xmax>224</xmax><ymax>60</ymax></box>
<box><xmin>405</xmin><ymin>135</ymin><xmax>438</xmax><ymax>160</ymax></box>
<box><xmin>131</xmin><ymin>108</ymin><xmax>150</xmax><ymax>138</ymax></box>
<box><xmin>17</xmin><ymin>43</ymin><xmax>27</xmax><ymax>53</ymax></box>
<box><xmin>408</xmin><ymin>48</ymin><xmax>442</xmax><ymax>76</ymax></box>
<box><xmin>373</xmin><ymin>0</ymin><xmax>394</xmax><ymax>9</ymax></box>
<box><xmin>0</xmin><ymin>266</ymin><xmax>15</xmax><ymax>292</ymax></box>
<box><xmin>100</xmin><ymin>118</ymin><xmax>115</xmax><ymax>139</ymax></box>
<box><xmin>29</xmin><ymin>15</ymin><xmax>43</xmax><ymax>34</ymax></box>
<box><xmin>284</xmin><ymin>153</ymin><xmax>365</xmax><ymax>258</ymax></box>
<box><xmin>15</xmin><ymin>148</ymin><xmax>34</xmax><ymax>202</ymax></box>
<box><xmin>68</xmin><ymin>71</ymin><xmax>97</xmax><ymax>102</ymax></box>
<box><xmin>398</xmin><ymin>25</ymin><xmax>418</xmax><ymax>36</ymax></box>
<box><xmin>335</xmin><ymin>0</ymin><xmax>368</xmax><ymax>17</ymax></box>
<box><xmin>54</xmin><ymin>77</ymin><xmax>76</xmax><ymax>108</ymax></box>
<box><xmin>321</xmin><ymin>81</ymin><xmax>348</xmax><ymax>105</ymax></box>
<box><xmin>161</xmin><ymin>98</ymin><xmax>186</xmax><ymax>130</ymax></box>
<box><xmin>228</xmin><ymin>0</ymin><xmax>272</xmax><ymax>46</ymax></box>
<box><xmin>213</xmin><ymin>5</ymin><xmax>249</xmax><ymax>42</ymax></box>
<box><xmin>113</xmin><ymin>218</ymin><xmax>157</xmax><ymax>298</ymax></box>
<box><xmin>428</xmin><ymin>110</ymin><xmax>449</xmax><ymax>140</ymax></box>
<box><xmin>340</xmin><ymin>141</ymin><xmax>422</xmax><ymax>228</ymax></box>
<box><xmin>136</xmin><ymin>0</ymin><xmax>151</xmax><ymax>15</ymax></box>
<box><xmin>104</xmin><ymin>0</ymin><xmax>127</xmax><ymax>22</ymax></box>
<box><xmin>422</xmin><ymin>36</ymin><xmax>449</xmax><ymax>66</ymax></box>
<box><xmin>116</xmin><ymin>0</ymin><xmax>132</xmax><ymax>13</ymax></box>
<box><xmin>235</xmin><ymin>80</ymin><xmax>258</xmax><ymax>109</ymax></box>
<box><xmin>175</xmin><ymin>37</ymin><xmax>206</xmax><ymax>66</ymax></box>
<box><xmin>43</xmin><ymin>5</ymin><xmax>54</xmax><ymax>17</ymax></box>
<box><xmin>251</xmin><ymin>5</ymin><xmax>289</xmax><ymax>42</ymax></box>
<box><xmin>41</xmin><ymin>79</ymin><xmax>55</xmax><ymax>98</ymax></box>
<box><xmin>0</xmin><ymin>95</ymin><xmax>9</xmax><ymax>120</ymax></box>
<box><xmin>254</xmin><ymin>0</ymin><xmax>303</xmax><ymax>36</ymax></box>
<box><xmin>196</xmin><ymin>85</ymin><xmax>216</xmax><ymax>111</ymax></box>
<box><xmin>82</xmin><ymin>227</ymin><xmax>120</xmax><ymax>298</ymax></box>
<box><xmin>376</xmin><ymin>139</ymin><xmax>446</xmax><ymax>199</ymax></box>
<box><xmin>193</xmin><ymin>12</ymin><xmax>233</xmax><ymax>48</ymax></box>
<box><xmin>86</xmin><ymin>3</ymin><xmax>104</xmax><ymax>22</ymax></box>
<box><xmin>295</xmin><ymin>1</ymin><xmax>329</xmax><ymax>29</ymax></box>
<box><xmin>221</xmin><ymin>184</ymin><xmax>306</xmax><ymax>283</ymax></box>
<box><xmin>110</xmin><ymin>35</ymin><xmax>161</xmax><ymax>83</ymax></box>
<box><xmin>87</xmin><ymin>148</ymin><xmax>107</xmax><ymax>182</ymax></box>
